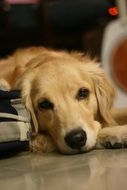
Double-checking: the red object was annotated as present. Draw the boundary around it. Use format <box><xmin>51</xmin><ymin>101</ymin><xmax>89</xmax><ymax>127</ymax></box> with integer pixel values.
<box><xmin>108</xmin><ymin>6</ymin><xmax>118</xmax><ymax>16</ymax></box>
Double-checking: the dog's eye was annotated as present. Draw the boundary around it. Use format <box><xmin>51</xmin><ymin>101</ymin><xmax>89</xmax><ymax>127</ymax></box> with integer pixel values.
<box><xmin>76</xmin><ymin>88</ymin><xmax>89</xmax><ymax>100</ymax></box>
<box><xmin>39</xmin><ymin>99</ymin><xmax>54</xmax><ymax>110</ymax></box>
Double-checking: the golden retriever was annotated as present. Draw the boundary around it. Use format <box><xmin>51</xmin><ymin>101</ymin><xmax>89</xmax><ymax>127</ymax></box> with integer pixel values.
<box><xmin>0</xmin><ymin>47</ymin><xmax>127</xmax><ymax>154</ymax></box>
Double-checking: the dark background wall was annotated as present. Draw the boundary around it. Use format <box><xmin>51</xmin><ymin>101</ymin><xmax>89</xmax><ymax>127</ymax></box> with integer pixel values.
<box><xmin>0</xmin><ymin>0</ymin><xmax>117</xmax><ymax>58</ymax></box>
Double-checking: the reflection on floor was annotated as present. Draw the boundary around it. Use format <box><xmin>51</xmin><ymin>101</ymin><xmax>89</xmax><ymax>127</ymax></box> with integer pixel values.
<box><xmin>0</xmin><ymin>149</ymin><xmax>127</xmax><ymax>190</ymax></box>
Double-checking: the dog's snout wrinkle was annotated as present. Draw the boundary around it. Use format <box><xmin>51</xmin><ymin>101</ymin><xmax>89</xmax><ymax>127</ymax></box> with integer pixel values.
<box><xmin>64</xmin><ymin>128</ymin><xmax>87</xmax><ymax>149</ymax></box>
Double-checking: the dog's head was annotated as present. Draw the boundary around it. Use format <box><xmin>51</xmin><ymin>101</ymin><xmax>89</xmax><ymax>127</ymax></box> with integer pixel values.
<box><xmin>17</xmin><ymin>50</ymin><xmax>116</xmax><ymax>154</ymax></box>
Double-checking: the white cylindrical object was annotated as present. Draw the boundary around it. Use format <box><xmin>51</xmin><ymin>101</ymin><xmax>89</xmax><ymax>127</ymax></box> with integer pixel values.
<box><xmin>102</xmin><ymin>20</ymin><xmax>127</xmax><ymax>108</ymax></box>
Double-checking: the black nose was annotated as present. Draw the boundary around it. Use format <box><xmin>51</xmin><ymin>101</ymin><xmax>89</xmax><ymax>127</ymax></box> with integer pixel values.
<box><xmin>64</xmin><ymin>129</ymin><xmax>87</xmax><ymax>149</ymax></box>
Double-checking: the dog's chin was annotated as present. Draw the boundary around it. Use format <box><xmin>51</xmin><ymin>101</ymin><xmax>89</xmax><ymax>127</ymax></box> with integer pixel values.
<box><xmin>58</xmin><ymin>145</ymin><xmax>94</xmax><ymax>155</ymax></box>
<box><xmin>55</xmin><ymin>138</ymin><xmax>95</xmax><ymax>155</ymax></box>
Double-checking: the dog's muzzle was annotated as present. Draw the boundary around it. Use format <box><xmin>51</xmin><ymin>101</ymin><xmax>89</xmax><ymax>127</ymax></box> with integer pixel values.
<box><xmin>64</xmin><ymin>128</ymin><xmax>87</xmax><ymax>149</ymax></box>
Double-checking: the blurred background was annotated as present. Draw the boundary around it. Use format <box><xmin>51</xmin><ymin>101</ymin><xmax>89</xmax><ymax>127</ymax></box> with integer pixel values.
<box><xmin>0</xmin><ymin>0</ymin><xmax>118</xmax><ymax>58</ymax></box>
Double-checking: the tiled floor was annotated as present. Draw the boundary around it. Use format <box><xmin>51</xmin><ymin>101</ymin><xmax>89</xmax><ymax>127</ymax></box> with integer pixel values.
<box><xmin>1</xmin><ymin>149</ymin><xmax>127</xmax><ymax>190</ymax></box>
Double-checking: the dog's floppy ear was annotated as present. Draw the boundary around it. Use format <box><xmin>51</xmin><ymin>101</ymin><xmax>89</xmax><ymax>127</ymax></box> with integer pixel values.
<box><xmin>17</xmin><ymin>74</ymin><xmax>39</xmax><ymax>135</ymax></box>
<box><xmin>85</xmin><ymin>63</ymin><xmax>116</xmax><ymax>127</ymax></box>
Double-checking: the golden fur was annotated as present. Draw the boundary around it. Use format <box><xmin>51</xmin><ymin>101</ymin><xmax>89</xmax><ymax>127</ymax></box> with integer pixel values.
<box><xmin>0</xmin><ymin>47</ymin><xmax>127</xmax><ymax>154</ymax></box>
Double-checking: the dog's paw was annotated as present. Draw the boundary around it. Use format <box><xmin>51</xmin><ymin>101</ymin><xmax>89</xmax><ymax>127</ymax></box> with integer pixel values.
<box><xmin>30</xmin><ymin>133</ymin><xmax>56</xmax><ymax>153</ymax></box>
<box><xmin>96</xmin><ymin>125</ymin><xmax>127</xmax><ymax>149</ymax></box>
<box><xmin>97</xmin><ymin>137</ymin><xmax>127</xmax><ymax>149</ymax></box>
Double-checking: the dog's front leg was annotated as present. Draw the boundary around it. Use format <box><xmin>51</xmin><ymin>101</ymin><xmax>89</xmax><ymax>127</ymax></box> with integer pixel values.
<box><xmin>96</xmin><ymin>125</ymin><xmax>127</xmax><ymax>149</ymax></box>
<box><xmin>30</xmin><ymin>133</ymin><xmax>57</xmax><ymax>153</ymax></box>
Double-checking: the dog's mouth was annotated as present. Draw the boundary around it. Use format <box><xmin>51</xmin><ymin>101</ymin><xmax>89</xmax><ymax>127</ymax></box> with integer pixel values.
<box><xmin>39</xmin><ymin>127</ymin><xmax>97</xmax><ymax>154</ymax></box>
<box><xmin>56</xmin><ymin>128</ymin><xmax>95</xmax><ymax>154</ymax></box>
<box><xmin>47</xmin><ymin>125</ymin><xmax>98</xmax><ymax>154</ymax></box>
<box><xmin>58</xmin><ymin>145</ymin><xmax>92</xmax><ymax>155</ymax></box>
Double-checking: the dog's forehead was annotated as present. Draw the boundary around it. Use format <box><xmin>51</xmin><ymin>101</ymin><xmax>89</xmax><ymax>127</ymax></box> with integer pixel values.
<box><xmin>32</xmin><ymin>61</ymin><xmax>93</xmax><ymax>98</ymax></box>
<box><xmin>35</xmin><ymin>61</ymin><xmax>90</xmax><ymax>85</ymax></box>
